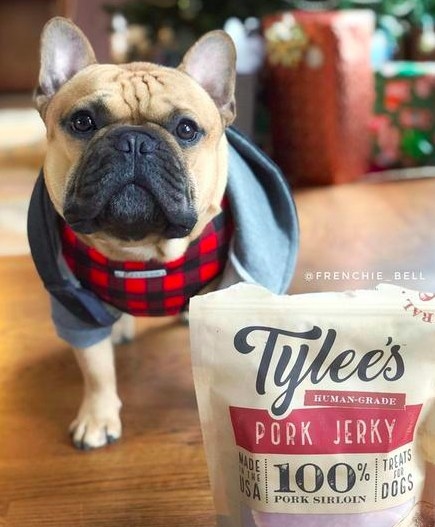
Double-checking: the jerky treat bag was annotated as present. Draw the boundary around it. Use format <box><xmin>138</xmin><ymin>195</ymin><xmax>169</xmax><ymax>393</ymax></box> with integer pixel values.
<box><xmin>189</xmin><ymin>283</ymin><xmax>435</xmax><ymax>527</ymax></box>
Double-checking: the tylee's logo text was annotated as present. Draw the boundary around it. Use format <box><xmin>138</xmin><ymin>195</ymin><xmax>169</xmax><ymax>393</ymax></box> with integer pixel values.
<box><xmin>233</xmin><ymin>326</ymin><xmax>405</xmax><ymax>417</ymax></box>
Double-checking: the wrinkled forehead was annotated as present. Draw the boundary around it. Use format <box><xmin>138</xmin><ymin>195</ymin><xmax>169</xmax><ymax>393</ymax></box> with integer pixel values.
<box><xmin>47</xmin><ymin>63</ymin><xmax>219</xmax><ymax>127</ymax></box>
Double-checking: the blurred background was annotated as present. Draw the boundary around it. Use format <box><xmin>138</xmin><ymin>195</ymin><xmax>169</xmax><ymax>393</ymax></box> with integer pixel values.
<box><xmin>2</xmin><ymin>0</ymin><xmax>435</xmax><ymax>254</ymax></box>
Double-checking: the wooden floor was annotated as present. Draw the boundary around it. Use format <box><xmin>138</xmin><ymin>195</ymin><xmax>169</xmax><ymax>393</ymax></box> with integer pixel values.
<box><xmin>291</xmin><ymin>176</ymin><xmax>435</xmax><ymax>293</ymax></box>
<box><xmin>0</xmin><ymin>257</ymin><xmax>213</xmax><ymax>526</ymax></box>
<box><xmin>1</xmin><ymin>175</ymin><xmax>435</xmax><ymax>526</ymax></box>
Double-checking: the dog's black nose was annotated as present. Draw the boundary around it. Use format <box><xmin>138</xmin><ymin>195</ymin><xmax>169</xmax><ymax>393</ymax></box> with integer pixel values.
<box><xmin>113</xmin><ymin>130</ymin><xmax>158</xmax><ymax>155</ymax></box>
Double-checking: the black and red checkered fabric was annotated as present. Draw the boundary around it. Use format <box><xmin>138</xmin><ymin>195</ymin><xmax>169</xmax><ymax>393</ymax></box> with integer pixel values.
<box><xmin>60</xmin><ymin>202</ymin><xmax>233</xmax><ymax>317</ymax></box>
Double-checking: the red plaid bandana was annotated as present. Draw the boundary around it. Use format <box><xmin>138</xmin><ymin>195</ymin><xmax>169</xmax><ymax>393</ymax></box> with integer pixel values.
<box><xmin>60</xmin><ymin>201</ymin><xmax>233</xmax><ymax>317</ymax></box>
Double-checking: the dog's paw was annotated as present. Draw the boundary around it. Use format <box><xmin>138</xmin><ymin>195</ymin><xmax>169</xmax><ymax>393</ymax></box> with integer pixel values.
<box><xmin>69</xmin><ymin>393</ymin><xmax>122</xmax><ymax>450</ymax></box>
<box><xmin>112</xmin><ymin>314</ymin><xmax>135</xmax><ymax>345</ymax></box>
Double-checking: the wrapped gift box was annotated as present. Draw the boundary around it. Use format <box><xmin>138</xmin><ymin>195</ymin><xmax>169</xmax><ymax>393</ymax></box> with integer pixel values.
<box><xmin>371</xmin><ymin>62</ymin><xmax>435</xmax><ymax>170</ymax></box>
<box><xmin>262</xmin><ymin>10</ymin><xmax>375</xmax><ymax>186</ymax></box>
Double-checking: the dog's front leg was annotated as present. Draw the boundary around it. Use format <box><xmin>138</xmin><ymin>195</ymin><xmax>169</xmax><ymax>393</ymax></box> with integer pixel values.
<box><xmin>69</xmin><ymin>337</ymin><xmax>122</xmax><ymax>450</ymax></box>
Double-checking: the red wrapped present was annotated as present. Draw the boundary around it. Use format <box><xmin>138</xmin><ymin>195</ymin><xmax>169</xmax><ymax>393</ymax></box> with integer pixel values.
<box><xmin>263</xmin><ymin>10</ymin><xmax>375</xmax><ymax>186</ymax></box>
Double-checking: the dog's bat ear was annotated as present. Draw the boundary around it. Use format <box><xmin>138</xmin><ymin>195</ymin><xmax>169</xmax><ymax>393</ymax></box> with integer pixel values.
<box><xmin>180</xmin><ymin>30</ymin><xmax>237</xmax><ymax>127</ymax></box>
<box><xmin>35</xmin><ymin>17</ymin><xmax>97</xmax><ymax>114</ymax></box>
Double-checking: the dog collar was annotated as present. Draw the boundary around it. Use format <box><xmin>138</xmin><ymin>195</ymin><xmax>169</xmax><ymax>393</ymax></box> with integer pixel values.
<box><xmin>60</xmin><ymin>200</ymin><xmax>233</xmax><ymax>317</ymax></box>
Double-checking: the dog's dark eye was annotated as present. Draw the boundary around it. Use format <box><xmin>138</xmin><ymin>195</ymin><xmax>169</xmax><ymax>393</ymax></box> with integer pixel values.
<box><xmin>175</xmin><ymin>119</ymin><xmax>199</xmax><ymax>142</ymax></box>
<box><xmin>70</xmin><ymin>112</ymin><xmax>97</xmax><ymax>134</ymax></box>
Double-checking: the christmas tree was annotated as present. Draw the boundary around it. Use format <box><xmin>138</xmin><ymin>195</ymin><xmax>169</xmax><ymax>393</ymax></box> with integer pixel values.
<box><xmin>105</xmin><ymin>0</ymin><xmax>288</xmax><ymax>37</ymax></box>
<box><xmin>105</xmin><ymin>0</ymin><xmax>435</xmax><ymax>61</ymax></box>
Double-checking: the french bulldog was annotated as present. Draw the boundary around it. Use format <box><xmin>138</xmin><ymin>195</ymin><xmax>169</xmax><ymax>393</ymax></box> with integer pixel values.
<box><xmin>33</xmin><ymin>16</ymin><xmax>236</xmax><ymax>450</ymax></box>
<box><xmin>30</xmin><ymin>17</ymin><xmax>298</xmax><ymax>450</ymax></box>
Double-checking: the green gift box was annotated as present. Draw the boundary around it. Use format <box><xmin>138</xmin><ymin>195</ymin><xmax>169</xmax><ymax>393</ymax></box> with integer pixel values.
<box><xmin>371</xmin><ymin>62</ymin><xmax>435</xmax><ymax>170</ymax></box>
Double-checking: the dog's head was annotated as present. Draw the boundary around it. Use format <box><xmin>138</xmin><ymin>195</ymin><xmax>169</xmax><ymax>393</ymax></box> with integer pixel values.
<box><xmin>35</xmin><ymin>17</ymin><xmax>236</xmax><ymax>260</ymax></box>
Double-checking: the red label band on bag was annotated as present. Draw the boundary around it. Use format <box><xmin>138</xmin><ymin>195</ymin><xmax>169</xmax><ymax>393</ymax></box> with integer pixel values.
<box><xmin>229</xmin><ymin>404</ymin><xmax>422</xmax><ymax>455</ymax></box>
